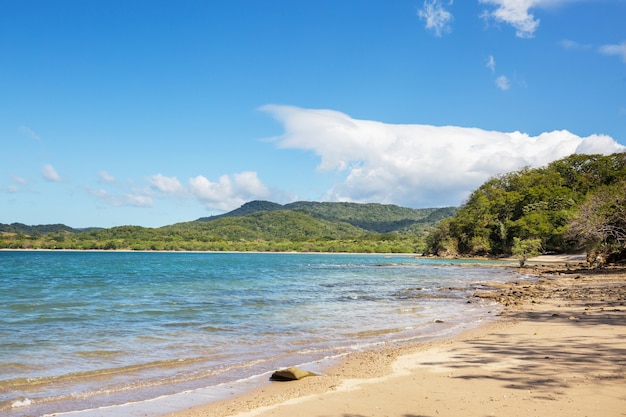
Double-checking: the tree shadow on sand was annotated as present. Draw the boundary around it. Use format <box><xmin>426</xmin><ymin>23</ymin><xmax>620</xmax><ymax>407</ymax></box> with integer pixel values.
<box><xmin>419</xmin><ymin>305</ymin><xmax>626</xmax><ymax>392</ymax></box>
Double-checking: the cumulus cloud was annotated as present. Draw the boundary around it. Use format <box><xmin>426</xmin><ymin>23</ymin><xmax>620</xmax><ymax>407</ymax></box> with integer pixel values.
<box><xmin>478</xmin><ymin>0</ymin><xmax>583</xmax><ymax>38</ymax></box>
<box><xmin>495</xmin><ymin>75</ymin><xmax>511</xmax><ymax>90</ymax></box>
<box><xmin>148</xmin><ymin>173</ymin><xmax>185</xmax><ymax>194</ymax></box>
<box><xmin>418</xmin><ymin>0</ymin><xmax>454</xmax><ymax>37</ymax></box>
<box><xmin>599</xmin><ymin>41</ymin><xmax>626</xmax><ymax>63</ymax></box>
<box><xmin>99</xmin><ymin>171</ymin><xmax>116</xmax><ymax>183</ymax></box>
<box><xmin>479</xmin><ymin>0</ymin><xmax>581</xmax><ymax>38</ymax></box>
<box><xmin>261</xmin><ymin>105</ymin><xmax>625</xmax><ymax>207</ymax></box>
<box><xmin>86</xmin><ymin>171</ymin><xmax>270</xmax><ymax>212</ymax></box>
<box><xmin>147</xmin><ymin>171</ymin><xmax>270</xmax><ymax>211</ymax></box>
<box><xmin>124</xmin><ymin>194</ymin><xmax>154</xmax><ymax>208</ymax></box>
<box><xmin>42</xmin><ymin>164</ymin><xmax>63</xmax><ymax>182</ymax></box>
<box><xmin>479</xmin><ymin>0</ymin><xmax>540</xmax><ymax>38</ymax></box>
<box><xmin>188</xmin><ymin>172</ymin><xmax>270</xmax><ymax>211</ymax></box>
<box><xmin>87</xmin><ymin>187</ymin><xmax>154</xmax><ymax>208</ymax></box>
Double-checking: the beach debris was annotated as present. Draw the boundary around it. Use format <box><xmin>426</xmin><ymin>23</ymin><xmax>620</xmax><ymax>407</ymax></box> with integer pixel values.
<box><xmin>270</xmin><ymin>366</ymin><xmax>318</xmax><ymax>381</ymax></box>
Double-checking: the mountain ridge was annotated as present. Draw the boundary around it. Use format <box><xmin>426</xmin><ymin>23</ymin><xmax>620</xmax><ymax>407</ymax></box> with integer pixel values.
<box><xmin>1</xmin><ymin>201</ymin><xmax>456</xmax><ymax>252</ymax></box>
<box><xmin>197</xmin><ymin>200</ymin><xmax>457</xmax><ymax>234</ymax></box>
<box><xmin>2</xmin><ymin>200</ymin><xmax>455</xmax><ymax>237</ymax></box>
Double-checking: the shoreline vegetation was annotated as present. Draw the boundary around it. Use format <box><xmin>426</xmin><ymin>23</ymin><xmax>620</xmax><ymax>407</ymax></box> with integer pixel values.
<box><xmin>0</xmin><ymin>201</ymin><xmax>456</xmax><ymax>253</ymax></box>
<box><xmin>3</xmin><ymin>152</ymin><xmax>626</xmax><ymax>262</ymax></box>
<box><xmin>164</xmin><ymin>259</ymin><xmax>626</xmax><ymax>417</ymax></box>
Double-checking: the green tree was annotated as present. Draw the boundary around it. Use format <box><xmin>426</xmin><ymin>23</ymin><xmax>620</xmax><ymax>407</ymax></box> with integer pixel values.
<box><xmin>567</xmin><ymin>180</ymin><xmax>626</xmax><ymax>265</ymax></box>
<box><xmin>424</xmin><ymin>152</ymin><xmax>626</xmax><ymax>258</ymax></box>
<box><xmin>512</xmin><ymin>237</ymin><xmax>542</xmax><ymax>267</ymax></box>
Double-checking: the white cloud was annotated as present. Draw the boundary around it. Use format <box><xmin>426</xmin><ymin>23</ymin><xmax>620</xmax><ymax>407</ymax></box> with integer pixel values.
<box><xmin>233</xmin><ymin>171</ymin><xmax>271</xmax><ymax>198</ymax></box>
<box><xmin>144</xmin><ymin>171</ymin><xmax>270</xmax><ymax>211</ymax></box>
<box><xmin>479</xmin><ymin>0</ymin><xmax>581</xmax><ymax>38</ymax></box>
<box><xmin>479</xmin><ymin>0</ymin><xmax>541</xmax><ymax>38</ymax></box>
<box><xmin>495</xmin><ymin>75</ymin><xmax>511</xmax><ymax>90</ymax></box>
<box><xmin>99</xmin><ymin>171</ymin><xmax>116</xmax><ymax>183</ymax></box>
<box><xmin>599</xmin><ymin>41</ymin><xmax>626</xmax><ymax>63</ymax></box>
<box><xmin>4</xmin><ymin>175</ymin><xmax>27</xmax><ymax>193</ymax></box>
<box><xmin>11</xmin><ymin>175</ymin><xmax>27</xmax><ymax>185</ymax></box>
<box><xmin>86</xmin><ymin>171</ymin><xmax>270</xmax><ymax>213</ymax></box>
<box><xmin>559</xmin><ymin>39</ymin><xmax>577</xmax><ymax>49</ymax></box>
<box><xmin>18</xmin><ymin>126</ymin><xmax>41</xmax><ymax>141</ymax></box>
<box><xmin>559</xmin><ymin>38</ymin><xmax>592</xmax><ymax>50</ymax></box>
<box><xmin>262</xmin><ymin>105</ymin><xmax>625</xmax><ymax>207</ymax></box>
<box><xmin>42</xmin><ymin>164</ymin><xmax>63</xmax><ymax>182</ymax></box>
<box><xmin>188</xmin><ymin>171</ymin><xmax>270</xmax><ymax>211</ymax></box>
<box><xmin>124</xmin><ymin>194</ymin><xmax>154</xmax><ymax>208</ymax></box>
<box><xmin>486</xmin><ymin>55</ymin><xmax>496</xmax><ymax>73</ymax></box>
<box><xmin>148</xmin><ymin>173</ymin><xmax>185</xmax><ymax>194</ymax></box>
<box><xmin>418</xmin><ymin>0</ymin><xmax>453</xmax><ymax>37</ymax></box>
<box><xmin>87</xmin><ymin>187</ymin><xmax>154</xmax><ymax>208</ymax></box>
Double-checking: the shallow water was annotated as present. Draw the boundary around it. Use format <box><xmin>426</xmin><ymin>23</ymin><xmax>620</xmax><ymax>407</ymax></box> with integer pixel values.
<box><xmin>0</xmin><ymin>251</ymin><xmax>518</xmax><ymax>416</ymax></box>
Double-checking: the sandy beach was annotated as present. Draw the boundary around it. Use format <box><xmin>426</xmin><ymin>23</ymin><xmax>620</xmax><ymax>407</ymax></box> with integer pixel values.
<box><xmin>166</xmin><ymin>260</ymin><xmax>626</xmax><ymax>417</ymax></box>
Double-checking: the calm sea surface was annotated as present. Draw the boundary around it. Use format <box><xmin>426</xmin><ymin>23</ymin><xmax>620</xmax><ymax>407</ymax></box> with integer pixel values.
<box><xmin>0</xmin><ymin>251</ymin><xmax>520</xmax><ymax>417</ymax></box>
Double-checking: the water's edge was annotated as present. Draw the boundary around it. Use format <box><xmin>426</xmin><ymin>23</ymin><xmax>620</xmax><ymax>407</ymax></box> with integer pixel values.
<box><xmin>0</xmin><ymin>252</ymin><xmax>520</xmax><ymax>417</ymax></box>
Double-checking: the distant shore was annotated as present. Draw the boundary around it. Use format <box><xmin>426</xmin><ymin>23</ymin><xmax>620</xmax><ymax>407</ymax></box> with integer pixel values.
<box><xmin>165</xmin><ymin>261</ymin><xmax>626</xmax><ymax>417</ymax></box>
<box><xmin>0</xmin><ymin>249</ymin><xmax>589</xmax><ymax>262</ymax></box>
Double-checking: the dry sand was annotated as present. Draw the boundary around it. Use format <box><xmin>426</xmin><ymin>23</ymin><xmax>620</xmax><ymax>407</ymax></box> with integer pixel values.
<box><xmin>167</xmin><ymin>262</ymin><xmax>626</xmax><ymax>417</ymax></box>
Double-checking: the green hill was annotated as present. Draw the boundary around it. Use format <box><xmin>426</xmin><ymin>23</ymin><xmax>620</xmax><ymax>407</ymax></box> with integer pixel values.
<box><xmin>1</xmin><ymin>201</ymin><xmax>456</xmax><ymax>253</ymax></box>
<box><xmin>198</xmin><ymin>200</ymin><xmax>457</xmax><ymax>234</ymax></box>
<box><xmin>0</xmin><ymin>222</ymin><xmax>99</xmax><ymax>234</ymax></box>
<box><xmin>198</xmin><ymin>200</ymin><xmax>284</xmax><ymax>220</ymax></box>
<box><xmin>171</xmin><ymin>209</ymin><xmax>365</xmax><ymax>240</ymax></box>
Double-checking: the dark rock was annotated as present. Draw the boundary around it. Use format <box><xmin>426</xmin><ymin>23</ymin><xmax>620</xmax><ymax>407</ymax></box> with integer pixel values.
<box><xmin>270</xmin><ymin>367</ymin><xmax>318</xmax><ymax>381</ymax></box>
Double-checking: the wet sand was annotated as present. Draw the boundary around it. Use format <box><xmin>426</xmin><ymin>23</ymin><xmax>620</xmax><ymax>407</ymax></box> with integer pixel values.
<box><xmin>166</xmin><ymin>261</ymin><xmax>626</xmax><ymax>417</ymax></box>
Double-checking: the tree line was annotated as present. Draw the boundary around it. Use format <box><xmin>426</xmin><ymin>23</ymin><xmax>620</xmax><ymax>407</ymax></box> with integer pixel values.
<box><xmin>3</xmin><ymin>153</ymin><xmax>625</xmax><ymax>262</ymax></box>
<box><xmin>424</xmin><ymin>152</ymin><xmax>626</xmax><ymax>265</ymax></box>
<box><xmin>0</xmin><ymin>204</ymin><xmax>449</xmax><ymax>253</ymax></box>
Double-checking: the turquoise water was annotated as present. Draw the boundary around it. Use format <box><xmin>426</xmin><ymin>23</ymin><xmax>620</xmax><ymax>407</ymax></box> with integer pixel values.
<box><xmin>0</xmin><ymin>251</ymin><xmax>516</xmax><ymax>416</ymax></box>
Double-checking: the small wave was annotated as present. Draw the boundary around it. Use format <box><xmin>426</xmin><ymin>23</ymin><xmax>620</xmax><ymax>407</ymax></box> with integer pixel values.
<box><xmin>75</xmin><ymin>350</ymin><xmax>124</xmax><ymax>358</ymax></box>
<box><xmin>396</xmin><ymin>307</ymin><xmax>424</xmax><ymax>314</ymax></box>
<box><xmin>340</xmin><ymin>295</ymin><xmax>380</xmax><ymax>301</ymax></box>
<box><xmin>163</xmin><ymin>321</ymin><xmax>203</xmax><ymax>328</ymax></box>
<box><xmin>0</xmin><ymin>356</ymin><xmax>220</xmax><ymax>391</ymax></box>
<box><xmin>11</xmin><ymin>397</ymin><xmax>32</xmax><ymax>408</ymax></box>
<box><xmin>200</xmin><ymin>325</ymin><xmax>231</xmax><ymax>332</ymax></box>
<box><xmin>352</xmin><ymin>328</ymin><xmax>404</xmax><ymax>338</ymax></box>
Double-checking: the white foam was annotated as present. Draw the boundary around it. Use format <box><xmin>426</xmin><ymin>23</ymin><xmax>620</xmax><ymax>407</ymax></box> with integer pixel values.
<box><xmin>11</xmin><ymin>397</ymin><xmax>32</xmax><ymax>408</ymax></box>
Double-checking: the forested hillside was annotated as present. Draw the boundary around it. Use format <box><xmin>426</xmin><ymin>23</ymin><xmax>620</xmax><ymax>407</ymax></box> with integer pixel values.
<box><xmin>7</xmin><ymin>152</ymin><xmax>624</xmax><ymax>259</ymax></box>
<box><xmin>0</xmin><ymin>202</ymin><xmax>455</xmax><ymax>253</ymax></box>
<box><xmin>199</xmin><ymin>200</ymin><xmax>456</xmax><ymax>234</ymax></box>
<box><xmin>424</xmin><ymin>152</ymin><xmax>626</xmax><ymax>264</ymax></box>
<box><xmin>0</xmin><ymin>223</ymin><xmax>98</xmax><ymax>234</ymax></box>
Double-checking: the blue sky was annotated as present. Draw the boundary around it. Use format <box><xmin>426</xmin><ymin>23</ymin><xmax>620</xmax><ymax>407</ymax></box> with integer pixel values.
<box><xmin>2</xmin><ymin>0</ymin><xmax>625</xmax><ymax>228</ymax></box>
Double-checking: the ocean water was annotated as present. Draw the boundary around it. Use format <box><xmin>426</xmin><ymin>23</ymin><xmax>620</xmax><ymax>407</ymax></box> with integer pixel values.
<box><xmin>0</xmin><ymin>251</ymin><xmax>519</xmax><ymax>417</ymax></box>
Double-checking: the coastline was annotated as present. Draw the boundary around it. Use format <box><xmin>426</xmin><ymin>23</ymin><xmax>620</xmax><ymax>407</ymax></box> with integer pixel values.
<box><xmin>4</xmin><ymin>252</ymin><xmax>509</xmax><ymax>417</ymax></box>
<box><xmin>165</xmin><ymin>262</ymin><xmax>626</xmax><ymax>417</ymax></box>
